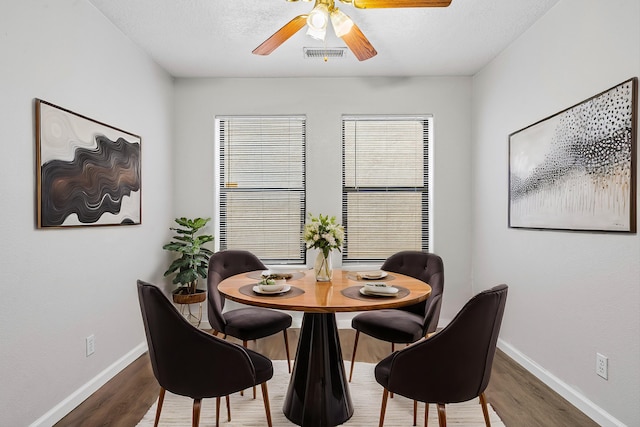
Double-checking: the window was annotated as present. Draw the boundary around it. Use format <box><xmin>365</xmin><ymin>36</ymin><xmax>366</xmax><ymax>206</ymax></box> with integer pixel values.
<box><xmin>342</xmin><ymin>116</ymin><xmax>431</xmax><ymax>262</ymax></box>
<box><xmin>216</xmin><ymin>116</ymin><xmax>306</xmax><ymax>263</ymax></box>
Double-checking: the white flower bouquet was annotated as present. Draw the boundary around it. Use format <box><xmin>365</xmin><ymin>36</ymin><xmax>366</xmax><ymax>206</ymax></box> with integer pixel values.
<box><xmin>303</xmin><ymin>213</ymin><xmax>344</xmax><ymax>258</ymax></box>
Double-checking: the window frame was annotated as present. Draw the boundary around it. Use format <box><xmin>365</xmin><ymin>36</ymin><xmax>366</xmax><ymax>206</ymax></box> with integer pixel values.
<box><xmin>341</xmin><ymin>115</ymin><xmax>433</xmax><ymax>263</ymax></box>
<box><xmin>214</xmin><ymin>115</ymin><xmax>307</xmax><ymax>264</ymax></box>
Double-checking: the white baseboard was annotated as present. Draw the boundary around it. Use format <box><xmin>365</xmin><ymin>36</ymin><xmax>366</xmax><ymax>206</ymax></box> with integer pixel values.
<box><xmin>497</xmin><ymin>339</ymin><xmax>625</xmax><ymax>427</ymax></box>
<box><xmin>29</xmin><ymin>342</ymin><xmax>148</xmax><ymax>427</ymax></box>
<box><xmin>35</xmin><ymin>325</ymin><xmax>623</xmax><ymax>427</ymax></box>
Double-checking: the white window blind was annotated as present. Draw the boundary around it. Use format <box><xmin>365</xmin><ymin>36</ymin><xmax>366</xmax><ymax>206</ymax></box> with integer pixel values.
<box><xmin>217</xmin><ymin>116</ymin><xmax>306</xmax><ymax>263</ymax></box>
<box><xmin>342</xmin><ymin>116</ymin><xmax>430</xmax><ymax>261</ymax></box>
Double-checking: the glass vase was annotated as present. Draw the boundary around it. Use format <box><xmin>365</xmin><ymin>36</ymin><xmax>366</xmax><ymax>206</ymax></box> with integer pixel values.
<box><xmin>314</xmin><ymin>251</ymin><xmax>333</xmax><ymax>282</ymax></box>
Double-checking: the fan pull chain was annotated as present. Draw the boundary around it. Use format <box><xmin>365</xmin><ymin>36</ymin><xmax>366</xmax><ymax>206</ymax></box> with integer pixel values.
<box><xmin>323</xmin><ymin>38</ymin><xmax>328</xmax><ymax>62</ymax></box>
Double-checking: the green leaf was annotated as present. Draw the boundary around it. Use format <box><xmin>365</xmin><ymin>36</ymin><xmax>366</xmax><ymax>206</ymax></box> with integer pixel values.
<box><xmin>199</xmin><ymin>248</ymin><xmax>214</xmax><ymax>256</ymax></box>
<box><xmin>196</xmin><ymin>235</ymin><xmax>214</xmax><ymax>244</ymax></box>
<box><xmin>177</xmin><ymin>269</ymin><xmax>197</xmax><ymax>283</ymax></box>
<box><xmin>191</xmin><ymin>217</ymin><xmax>211</xmax><ymax>229</ymax></box>
<box><xmin>196</xmin><ymin>265</ymin><xmax>208</xmax><ymax>278</ymax></box>
<box><xmin>163</xmin><ymin>242</ymin><xmax>186</xmax><ymax>251</ymax></box>
<box><xmin>164</xmin><ymin>257</ymin><xmax>190</xmax><ymax>275</ymax></box>
<box><xmin>171</xmin><ymin>228</ymin><xmax>194</xmax><ymax>236</ymax></box>
<box><xmin>174</xmin><ymin>217</ymin><xmax>191</xmax><ymax>227</ymax></box>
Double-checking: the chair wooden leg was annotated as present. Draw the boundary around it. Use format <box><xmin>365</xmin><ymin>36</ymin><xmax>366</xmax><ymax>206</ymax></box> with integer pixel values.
<box><xmin>261</xmin><ymin>382</ymin><xmax>273</xmax><ymax>427</ymax></box>
<box><xmin>349</xmin><ymin>330</ymin><xmax>360</xmax><ymax>382</ymax></box>
<box><xmin>413</xmin><ymin>400</ymin><xmax>417</xmax><ymax>426</ymax></box>
<box><xmin>425</xmin><ymin>403</ymin><xmax>429</xmax><ymax>426</ymax></box>
<box><xmin>215</xmin><ymin>397</ymin><xmax>220</xmax><ymax>427</ymax></box>
<box><xmin>153</xmin><ymin>387</ymin><xmax>165</xmax><ymax>427</ymax></box>
<box><xmin>240</xmin><ymin>341</ymin><xmax>257</xmax><ymax>398</ymax></box>
<box><xmin>379</xmin><ymin>388</ymin><xmax>389</xmax><ymax>427</ymax></box>
<box><xmin>226</xmin><ymin>395</ymin><xmax>231</xmax><ymax>421</ymax></box>
<box><xmin>479</xmin><ymin>393</ymin><xmax>491</xmax><ymax>427</ymax></box>
<box><xmin>192</xmin><ymin>398</ymin><xmax>202</xmax><ymax>427</ymax></box>
<box><xmin>388</xmin><ymin>343</ymin><xmax>394</xmax><ymax>398</ymax></box>
<box><xmin>437</xmin><ymin>403</ymin><xmax>446</xmax><ymax>427</ymax></box>
<box><xmin>211</xmin><ymin>329</ymin><xmax>219</xmax><ymax>336</ymax></box>
<box><xmin>283</xmin><ymin>330</ymin><xmax>292</xmax><ymax>373</ymax></box>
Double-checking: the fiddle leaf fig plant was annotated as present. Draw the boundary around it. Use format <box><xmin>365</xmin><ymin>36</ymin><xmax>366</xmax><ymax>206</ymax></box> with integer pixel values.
<box><xmin>163</xmin><ymin>217</ymin><xmax>214</xmax><ymax>295</ymax></box>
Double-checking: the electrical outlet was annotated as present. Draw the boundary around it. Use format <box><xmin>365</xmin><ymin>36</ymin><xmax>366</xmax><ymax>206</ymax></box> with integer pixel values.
<box><xmin>596</xmin><ymin>353</ymin><xmax>608</xmax><ymax>379</ymax></box>
<box><xmin>86</xmin><ymin>335</ymin><xmax>95</xmax><ymax>357</ymax></box>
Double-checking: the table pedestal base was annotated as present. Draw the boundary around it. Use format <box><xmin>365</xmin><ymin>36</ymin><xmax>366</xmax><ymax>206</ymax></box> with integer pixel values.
<box><xmin>283</xmin><ymin>313</ymin><xmax>354</xmax><ymax>427</ymax></box>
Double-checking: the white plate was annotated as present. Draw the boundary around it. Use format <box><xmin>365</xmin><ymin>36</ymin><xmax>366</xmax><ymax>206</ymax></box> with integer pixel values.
<box><xmin>253</xmin><ymin>284</ymin><xmax>291</xmax><ymax>295</ymax></box>
<box><xmin>359</xmin><ymin>286</ymin><xmax>399</xmax><ymax>297</ymax></box>
<box><xmin>358</xmin><ymin>270</ymin><xmax>388</xmax><ymax>280</ymax></box>
<box><xmin>261</xmin><ymin>270</ymin><xmax>294</xmax><ymax>280</ymax></box>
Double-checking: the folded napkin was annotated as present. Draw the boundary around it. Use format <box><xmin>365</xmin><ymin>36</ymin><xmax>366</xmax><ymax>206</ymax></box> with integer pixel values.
<box><xmin>361</xmin><ymin>282</ymin><xmax>399</xmax><ymax>296</ymax></box>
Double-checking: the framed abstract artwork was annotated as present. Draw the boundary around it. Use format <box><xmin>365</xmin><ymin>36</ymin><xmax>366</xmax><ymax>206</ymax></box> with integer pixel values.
<box><xmin>36</xmin><ymin>99</ymin><xmax>142</xmax><ymax>228</ymax></box>
<box><xmin>509</xmin><ymin>77</ymin><xmax>637</xmax><ymax>232</ymax></box>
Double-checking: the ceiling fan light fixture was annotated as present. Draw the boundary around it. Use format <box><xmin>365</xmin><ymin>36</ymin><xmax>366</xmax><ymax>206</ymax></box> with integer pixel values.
<box><xmin>307</xmin><ymin>4</ymin><xmax>329</xmax><ymax>29</ymax></box>
<box><xmin>306</xmin><ymin>25</ymin><xmax>327</xmax><ymax>40</ymax></box>
<box><xmin>306</xmin><ymin>3</ymin><xmax>329</xmax><ymax>40</ymax></box>
<box><xmin>330</xmin><ymin>8</ymin><xmax>354</xmax><ymax>37</ymax></box>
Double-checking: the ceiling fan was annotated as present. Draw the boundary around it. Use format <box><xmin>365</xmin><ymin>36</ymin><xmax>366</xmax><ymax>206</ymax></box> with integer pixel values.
<box><xmin>252</xmin><ymin>0</ymin><xmax>452</xmax><ymax>61</ymax></box>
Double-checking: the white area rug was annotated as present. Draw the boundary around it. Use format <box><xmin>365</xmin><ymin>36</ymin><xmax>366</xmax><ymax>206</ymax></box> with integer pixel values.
<box><xmin>137</xmin><ymin>361</ymin><xmax>504</xmax><ymax>426</ymax></box>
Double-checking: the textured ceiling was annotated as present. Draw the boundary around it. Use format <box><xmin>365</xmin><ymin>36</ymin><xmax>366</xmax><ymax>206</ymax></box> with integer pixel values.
<box><xmin>87</xmin><ymin>0</ymin><xmax>560</xmax><ymax>78</ymax></box>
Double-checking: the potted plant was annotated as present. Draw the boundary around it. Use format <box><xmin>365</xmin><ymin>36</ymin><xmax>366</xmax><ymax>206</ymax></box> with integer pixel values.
<box><xmin>163</xmin><ymin>217</ymin><xmax>214</xmax><ymax>304</ymax></box>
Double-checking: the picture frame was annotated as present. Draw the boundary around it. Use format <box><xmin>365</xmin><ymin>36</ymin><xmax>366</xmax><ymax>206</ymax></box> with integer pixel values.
<box><xmin>508</xmin><ymin>77</ymin><xmax>637</xmax><ymax>232</ymax></box>
<box><xmin>36</xmin><ymin>99</ymin><xmax>142</xmax><ymax>228</ymax></box>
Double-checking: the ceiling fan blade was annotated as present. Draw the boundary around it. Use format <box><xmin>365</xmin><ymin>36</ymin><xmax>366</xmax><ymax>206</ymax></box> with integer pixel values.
<box><xmin>340</xmin><ymin>22</ymin><xmax>377</xmax><ymax>61</ymax></box>
<box><xmin>353</xmin><ymin>0</ymin><xmax>451</xmax><ymax>8</ymax></box>
<box><xmin>253</xmin><ymin>15</ymin><xmax>309</xmax><ymax>56</ymax></box>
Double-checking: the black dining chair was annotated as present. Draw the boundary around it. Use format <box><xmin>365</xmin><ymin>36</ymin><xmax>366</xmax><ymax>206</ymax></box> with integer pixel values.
<box><xmin>374</xmin><ymin>284</ymin><xmax>508</xmax><ymax>427</ymax></box>
<box><xmin>207</xmin><ymin>250</ymin><xmax>293</xmax><ymax>388</ymax></box>
<box><xmin>349</xmin><ymin>251</ymin><xmax>445</xmax><ymax>382</ymax></box>
<box><xmin>136</xmin><ymin>280</ymin><xmax>274</xmax><ymax>427</ymax></box>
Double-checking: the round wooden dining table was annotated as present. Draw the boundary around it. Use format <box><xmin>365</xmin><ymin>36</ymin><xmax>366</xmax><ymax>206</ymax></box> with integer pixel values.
<box><xmin>218</xmin><ymin>268</ymin><xmax>432</xmax><ymax>427</ymax></box>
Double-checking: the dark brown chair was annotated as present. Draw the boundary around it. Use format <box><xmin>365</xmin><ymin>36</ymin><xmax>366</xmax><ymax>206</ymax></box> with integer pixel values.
<box><xmin>207</xmin><ymin>249</ymin><xmax>292</xmax><ymax>383</ymax></box>
<box><xmin>136</xmin><ymin>280</ymin><xmax>273</xmax><ymax>427</ymax></box>
<box><xmin>374</xmin><ymin>284</ymin><xmax>508</xmax><ymax>427</ymax></box>
<box><xmin>349</xmin><ymin>251</ymin><xmax>445</xmax><ymax>382</ymax></box>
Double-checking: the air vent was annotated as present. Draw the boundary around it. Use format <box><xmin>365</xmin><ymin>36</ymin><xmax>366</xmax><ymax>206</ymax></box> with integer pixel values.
<box><xmin>303</xmin><ymin>47</ymin><xmax>347</xmax><ymax>59</ymax></box>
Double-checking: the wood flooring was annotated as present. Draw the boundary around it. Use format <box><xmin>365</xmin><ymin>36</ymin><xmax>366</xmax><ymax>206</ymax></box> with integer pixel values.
<box><xmin>54</xmin><ymin>329</ymin><xmax>598</xmax><ymax>427</ymax></box>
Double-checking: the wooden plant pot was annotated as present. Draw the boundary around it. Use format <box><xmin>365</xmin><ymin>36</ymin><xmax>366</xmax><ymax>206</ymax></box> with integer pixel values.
<box><xmin>172</xmin><ymin>289</ymin><xmax>206</xmax><ymax>305</ymax></box>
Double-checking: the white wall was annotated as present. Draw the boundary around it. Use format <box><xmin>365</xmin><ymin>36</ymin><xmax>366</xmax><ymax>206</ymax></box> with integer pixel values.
<box><xmin>173</xmin><ymin>76</ymin><xmax>474</xmax><ymax>323</ymax></box>
<box><xmin>0</xmin><ymin>1</ymin><xmax>174</xmax><ymax>425</ymax></box>
<box><xmin>472</xmin><ymin>0</ymin><xmax>640</xmax><ymax>425</ymax></box>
